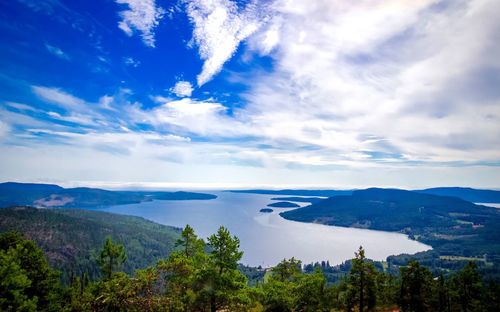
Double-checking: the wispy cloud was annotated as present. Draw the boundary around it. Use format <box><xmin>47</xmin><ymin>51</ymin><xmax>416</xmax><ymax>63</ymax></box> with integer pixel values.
<box><xmin>32</xmin><ymin>86</ymin><xmax>86</xmax><ymax>110</ymax></box>
<box><xmin>123</xmin><ymin>56</ymin><xmax>140</xmax><ymax>67</ymax></box>
<box><xmin>45</xmin><ymin>43</ymin><xmax>70</xmax><ymax>60</ymax></box>
<box><xmin>116</xmin><ymin>0</ymin><xmax>165</xmax><ymax>47</ymax></box>
<box><xmin>136</xmin><ymin>97</ymin><xmax>250</xmax><ymax>137</ymax></box>
<box><xmin>2</xmin><ymin>0</ymin><xmax>500</xmax><ymax>188</ymax></box>
<box><xmin>185</xmin><ymin>0</ymin><xmax>266</xmax><ymax>86</ymax></box>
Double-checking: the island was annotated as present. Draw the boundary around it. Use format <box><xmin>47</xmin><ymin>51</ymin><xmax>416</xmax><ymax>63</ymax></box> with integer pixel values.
<box><xmin>267</xmin><ymin>201</ymin><xmax>300</xmax><ymax>208</ymax></box>
<box><xmin>259</xmin><ymin>208</ymin><xmax>273</xmax><ymax>213</ymax></box>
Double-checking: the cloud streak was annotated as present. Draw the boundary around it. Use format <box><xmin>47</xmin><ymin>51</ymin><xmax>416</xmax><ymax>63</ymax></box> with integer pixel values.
<box><xmin>116</xmin><ymin>0</ymin><xmax>165</xmax><ymax>47</ymax></box>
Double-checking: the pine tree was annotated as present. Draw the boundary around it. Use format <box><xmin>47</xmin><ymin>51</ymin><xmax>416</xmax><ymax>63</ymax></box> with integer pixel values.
<box><xmin>97</xmin><ymin>236</ymin><xmax>127</xmax><ymax>280</ymax></box>
<box><xmin>346</xmin><ymin>246</ymin><xmax>377</xmax><ymax>312</ymax></box>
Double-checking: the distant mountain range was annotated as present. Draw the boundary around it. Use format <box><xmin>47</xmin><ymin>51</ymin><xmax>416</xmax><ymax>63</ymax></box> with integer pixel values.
<box><xmin>0</xmin><ymin>182</ymin><xmax>217</xmax><ymax>208</ymax></box>
<box><xmin>232</xmin><ymin>187</ymin><xmax>500</xmax><ymax>203</ymax></box>
<box><xmin>416</xmin><ymin>187</ymin><xmax>500</xmax><ymax>203</ymax></box>
<box><xmin>230</xmin><ymin>189</ymin><xmax>353</xmax><ymax>197</ymax></box>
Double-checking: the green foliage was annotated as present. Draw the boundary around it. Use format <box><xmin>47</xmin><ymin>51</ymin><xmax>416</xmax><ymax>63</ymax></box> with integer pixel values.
<box><xmin>0</xmin><ymin>247</ymin><xmax>37</xmax><ymax>311</ymax></box>
<box><xmin>448</xmin><ymin>261</ymin><xmax>484</xmax><ymax>312</ymax></box>
<box><xmin>345</xmin><ymin>246</ymin><xmax>378</xmax><ymax>312</ymax></box>
<box><xmin>208</xmin><ymin>226</ymin><xmax>244</xmax><ymax>273</ymax></box>
<box><xmin>97</xmin><ymin>237</ymin><xmax>127</xmax><ymax>280</ymax></box>
<box><xmin>271</xmin><ymin>257</ymin><xmax>302</xmax><ymax>282</ymax></box>
<box><xmin>0</xmin><ymin>206</ymin><xmax>181</xmax><ymax>282</ymax></box>
<box><xmin>0</xmin><ymin>231</ymin><xmax>63</xmax><ymax>311</ymax></box>
<box><xmin>203</xmin><ymin>226</ymin><xmax>250</xmax><ymax>311</ymax></box>
<box><xmin>293</xmin><ymin>268</ymin><xmax>330</xmax><ymax>311</ymax></box>
<box><xmin>2</xmin><ymin>223</ymin><xmax>500</xmax><ymax>312</ymax></box>
<box><xmin>398</xmin><ymin>261</ymin><xmax>437</xmax><ymax>312</ymax></box>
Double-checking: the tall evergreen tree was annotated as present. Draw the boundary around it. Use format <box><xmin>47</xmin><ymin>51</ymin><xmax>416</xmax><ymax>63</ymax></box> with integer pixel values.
<box><xmin>0</xmin><ymin>231</ymin><xmax>62</xmax><ymax>311</ymax></box>
<box><xmin>346</xmin><ymin>246</ymin><xmax>377</xmax><ymax>312</ymax></box>
<box><xmin>97</xmin><ymin>236</ymin><xmax>127</xmax><ymax>280</ymax></box>
<box><xmin>203</xmin><ymin>226</ymin><xmax>249</xmax><ymax>312</ymax></box>
<box><xmin>398</xmin><ymin>260</ymin><xmax>436</xmax><ymax>312</ymax></box>
<box><xmin>449</xmin><ymin>261</ymin><xmax>483</xmax><ymax>312</ymax></box>
<box><xmin>175</xmin><ymin>224</ymin><xmax>204</xmax><ymax>257</ymax></box>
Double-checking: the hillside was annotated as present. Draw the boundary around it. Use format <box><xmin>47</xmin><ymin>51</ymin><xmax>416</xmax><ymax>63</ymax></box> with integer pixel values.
<box><xmin>417</xmin><ymin>187</ymin><xmax>500</xmax><ymax>203</ymax></box>
<box><xmin>0</xmin><ymin>182</ymin><xmax>217</xmax><ymax>208</ymax></box>
<box><xmin>0</xmin><ymin>206</ymin><xmax>181</xmax><ymax>281</ymax></box>
<box><xmin>281</xmin><ymin>188</ymin><xmax>500</xmax><ymax>259</ymax></box>
<box><xmin>230</xmin><ymin>187</ymin><xmax>500</xmax><ymax>203</ymax></box>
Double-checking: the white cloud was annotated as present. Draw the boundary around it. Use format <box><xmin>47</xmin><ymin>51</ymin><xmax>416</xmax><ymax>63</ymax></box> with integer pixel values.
<box><xmin>116</xmin><ymin>0</ymin><xmax>165</xmax><ymax>47</ymax></box>
<box><xmin>45</xmin><ymin>43</ymin><xmax>70</xmax><ymax>60</ymax></box>
<box><xmin>171</xmin><ymin>81</ymin><xmax>193</xmax><ymax>97</ymax></box>
<box><xmin>32</xmin><ymin>86</ymin><xmax>86</xmax><ymax>109</ymax></box>
<box><xmin>185</xmin><ymin>0</ymin><xmax>266</xmax><ymax>85</ymax></box>
<box><xmin>0</xmin><ymin>120</ymin><xmax>9</xmax><ymax>139</ymax></box>
<box><xmin>123</xmin><ymin>56</ymin><xmax>141</xmax><ymax>67</ymax></box>
<box><xmin>98</xmin><ymin>95</ymin><xmax>114</xmax><ymax>110</ymax></box>
<box><xmin>4</xmin><ymin>1</ymin><xmax>500</xmax><ymax>188</ymax></box>
<box><xmin>5</xmin><ymin>102</ymin><xmax>39</xmax><ymax>112</ymax></box>
<box><xmin>136</xmin><ymin>97</ymin><xmax>250</xmax><ymax>136</ymax></box>
<box><xmin>236</xmin><ymin>0</ymin><xmax>500</xmax><ymax>166</ymax></box>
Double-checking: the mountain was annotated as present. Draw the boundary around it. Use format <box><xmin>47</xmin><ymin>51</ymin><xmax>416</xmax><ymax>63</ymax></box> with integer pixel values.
<box><xmin>281</xmin><ymin>188</ymin><xmax>497</xmax><ymax>231</ymax></box>
<box><xmin>230</xmin><ymin>189</ymin><xmax>353</xmax><ymax>197</ymax></box>
<box><xmin>0</xmin><ymin>206</ymin><xmax>181</xmax><ymax>282</ymax></box>
<box><xmin>416</xmin><ymin>187</ymin><xmax>500</xmax><ymax>203</ymax></box>
<box><xmin>0</xmin><ymin>182</ymin><xmax>217</xmax><ymax>208</ymax></box>
<box><xmin>281</xmin><ymin>188</ymin><xmax>500</xmax><ymax>259</ymax></box>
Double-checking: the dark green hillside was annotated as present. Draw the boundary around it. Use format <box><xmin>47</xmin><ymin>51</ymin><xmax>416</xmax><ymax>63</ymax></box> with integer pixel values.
<box><xmin>0</xmin><ymin>182</ymin><xmax>216</xmax><ymax>208</ymax></box>
<box><xmin>0</xmin><ymin>182</ymin><xmax>63</xmax><ymax>207</ymax></box>
<box><xmin>281</xmin><ymin>188</ymin><xmax>494</xmax><ymax>230</ymax></box>
<box><xmin>0</xmin><ymin>206</ymin><xmax>181</xmax><ymax>282</ymax></box>
<box><xmin>281</xmin><ymin>188</ymin><xmax>500</xmax><ymax>259</ymax></box>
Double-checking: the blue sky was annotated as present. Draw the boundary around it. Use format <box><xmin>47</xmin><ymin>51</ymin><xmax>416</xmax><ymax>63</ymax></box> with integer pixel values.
<box><xmin>0</xmin><ymin>0</ymin><xmax>499</xmax><ymax>189</ymax></box>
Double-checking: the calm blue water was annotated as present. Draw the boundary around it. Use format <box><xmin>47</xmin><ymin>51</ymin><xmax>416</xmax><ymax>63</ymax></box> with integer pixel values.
<box><xmin>96</xmin><ymin>192</ymin><xmax>430</xmax><ymax>267</ymax></box>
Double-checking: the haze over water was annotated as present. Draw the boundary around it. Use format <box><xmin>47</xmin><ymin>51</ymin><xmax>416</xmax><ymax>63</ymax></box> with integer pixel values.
<box><xmin>97</xmin><ymin>192</ymin><xmax>430</xmax><ymax>267</ymax></box>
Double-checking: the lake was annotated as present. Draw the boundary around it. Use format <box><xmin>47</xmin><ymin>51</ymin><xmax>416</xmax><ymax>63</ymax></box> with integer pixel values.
<box><xmin>96</xmin><ymin>191</ymin><xmax>431</xmax><ymax>267</ymax></box>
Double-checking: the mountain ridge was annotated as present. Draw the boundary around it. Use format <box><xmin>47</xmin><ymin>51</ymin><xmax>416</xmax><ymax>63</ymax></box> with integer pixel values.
<box><xmin>0</xmin><ymin>182</ymin><xmax>217</xmax><ymax>208</ymax></box>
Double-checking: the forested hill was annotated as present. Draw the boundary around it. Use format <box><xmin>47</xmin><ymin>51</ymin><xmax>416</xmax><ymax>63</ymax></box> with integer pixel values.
<box><xmin>0</xmin><ymin>206</ymin><xmax>181</xmax><ymax>281</ymax></box>
<box><xmin>416</xmin><ymin>187</ymin><xmax>500</xmax><ymax>203</ymax></box>
<box><xmin>0</xmin><ymin>182</ymin><xmax>217</xmax><ymax>208</ymax></box>
<box><xmin>281</xmin><ymin>188</ymin><xmax>500</xmax><ymax>261</ymax></box>
<box><xmin>230</xmin><ymin>187</ymin><xmax>500</xmax><ymax>203</ymax></box>
<box><xmin>281</xmin><ymin>188</ymin><xmax>498</xmax><ymax>230</ymax></box>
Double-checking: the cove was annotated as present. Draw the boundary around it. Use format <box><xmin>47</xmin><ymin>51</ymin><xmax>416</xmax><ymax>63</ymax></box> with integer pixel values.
<box><xmin>96</xmin><ymin>191</ymin><xmax>431</xmax><ymax>267</ymax></box>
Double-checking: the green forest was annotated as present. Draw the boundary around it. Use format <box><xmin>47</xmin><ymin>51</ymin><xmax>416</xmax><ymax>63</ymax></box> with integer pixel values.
<box><xmin>2</xmin><ymin>224</ymin><xmax>500</xmax><ymax>312</ymax></box>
